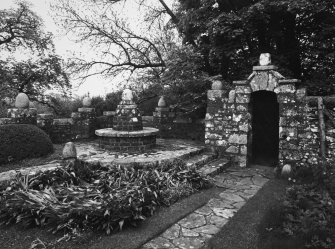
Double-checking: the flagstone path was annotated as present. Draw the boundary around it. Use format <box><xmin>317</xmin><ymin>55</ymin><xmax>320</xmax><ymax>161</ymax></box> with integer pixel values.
<box><xmin>142</xmin><ymin>166</ymin><xmax>271</xmax><ymax>249</ymax></box>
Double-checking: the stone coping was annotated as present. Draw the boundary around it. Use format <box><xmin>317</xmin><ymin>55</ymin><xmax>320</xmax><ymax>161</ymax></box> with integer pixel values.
<box><xmin>278</xmin><ymin>79</ymin><xmax>301</xmax><ymax>84</ymax></box>
<box><xmin>76</xmin><ymin>139</ymin><xmax>205</xmax><ymax>167</ymax></box>
<box><xmin>252</xmin><ymin>65</ymin><xmax>278</xmax><ymax>71</ymax></box>
<box><xmin>95</xmin><ymin>127</ymin><xmax>159</xmax><ymax>137</ymax></box>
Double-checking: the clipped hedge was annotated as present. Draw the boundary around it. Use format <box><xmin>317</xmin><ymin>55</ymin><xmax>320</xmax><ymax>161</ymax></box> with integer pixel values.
<box><xmin>0</xmin><ymin>124</ymin><xmax>53</xmax><ymax>165</ymax></box>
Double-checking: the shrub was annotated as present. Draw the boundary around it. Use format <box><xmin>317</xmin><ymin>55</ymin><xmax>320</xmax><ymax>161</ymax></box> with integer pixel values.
<box><xmin>0</xmin><ymin>124</ymin><xmax>53</xmax><ymax>165</ymax></box>
<box><xmin>280</xmin><ymin>184</ymin><xmax>335</xmax><ymax>249</ymax></box>
<box><xmin>0</xmin><ymin>159</ymin><xmax>211</xmax><ymax>235</ymax></box>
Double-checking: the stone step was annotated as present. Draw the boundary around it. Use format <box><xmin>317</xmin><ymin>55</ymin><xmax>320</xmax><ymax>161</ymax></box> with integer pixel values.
<box><xmin>185</xmin><ymin>152</ymin><xmax>218</xmax><ymax>169</ymax></box>
<box><xmin>197</xmin><ymin>158</ymin><xmax>231</xmax><ymax>177</ymax></box>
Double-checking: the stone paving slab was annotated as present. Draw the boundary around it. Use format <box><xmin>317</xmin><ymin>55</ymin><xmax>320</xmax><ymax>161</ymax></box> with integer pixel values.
<box><xmin>142</xmin><ymin>166</ymin><xmax>271</xmax><ymax>249</ymax></box>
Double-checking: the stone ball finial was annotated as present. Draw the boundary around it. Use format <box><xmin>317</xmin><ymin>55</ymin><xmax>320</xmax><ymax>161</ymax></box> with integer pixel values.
<box><xmin>122</xmin><ymin>88</ymin><xmax>134</xmax><ymax>101</ymax></box>
<box><xmin>259</xmin><ymin>53</ymin><xmax>271</xmax><ymax>66</ymax></box>
<box><xmin>82</xmin><ymin>96</ymin><xmax>92</xmax><ymax>107</ymax></box>
<box><xmin>15</xmin><ymin>93</ymin><xmax>30</xmax><ymax>108</ymax></box>
<box><xmin>62</xmin><ymin>142</ymin><xmax>77</xmax><ymax>159</ymax></box>
<box><xmin>212</xmin><ymin>80</ymin><xmax>223</xmax><ymax>90</ymax></box>
<box><xmin>157</xmin><ymin>96</ymin><xmax>166</xmax><ymax>107</ymax></box>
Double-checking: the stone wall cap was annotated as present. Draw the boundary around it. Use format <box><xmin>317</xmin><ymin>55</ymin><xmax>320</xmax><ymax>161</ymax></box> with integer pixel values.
<box><xmin>253</xmin><ymin>65</ymin><xmax>278</xmax><ymax>71</ymax></box>
<box><xmin>278</xmin><ymin>79</ymin><xmax>301</xmax><ymax>84</ymax></box>
<box><xmin>53</xmin><ymin>118</ymin><xmax>73</xmax><ymax>125</ymax></box>
<box><xmin>95</xmin><ymin>127</ymin><xmax>159</xmax><ymax>137</ymax></box>
<box><xmin>233</xmin><ymin>80</ymin><xmax>247</xmax><ymax>85</ymax></box>
<box><xmin>37</xmin><ymin>113</ymin><xmax>54</xmax><ymax>119</ymax></box>
<box><xmin>78</xmin><ymin>107</ymin><xmax>95</xmax><ymax>113</ymax></box>
<box><xmin>103</xmin><ymin>111</ymin><xmax>116</xmax><ymax>116</ymax></box>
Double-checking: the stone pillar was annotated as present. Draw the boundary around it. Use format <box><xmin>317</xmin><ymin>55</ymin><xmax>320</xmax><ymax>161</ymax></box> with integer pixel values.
<box><xmin>3</xmin><ymin>93</ymin><xmax>37</xmax><ymax>125</ymax></box>
<box><xmin>153</xmin><ymin>96</ymin><xmax>170</xmax><ymax>124</ymax></box>
<box><xmin>72</xmin><ymin>97</ymin><xmax>96</xmax><ymax>139</ymax></box>
<box><xmin>51</xmin><ymin>118</ymin><xmax>74</xmax><ymax>143</ymax></box>
<box><xmin>205</xmin><ymin>81</ymin><xmax>228</xmax><ymax>156</ymax></box>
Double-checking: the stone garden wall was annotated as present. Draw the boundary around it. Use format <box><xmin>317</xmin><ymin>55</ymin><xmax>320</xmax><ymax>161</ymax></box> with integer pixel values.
<box><xmin>205</xmin><ymin>60</ymin><xmax>335</xmax><ymax>168</ymax></box>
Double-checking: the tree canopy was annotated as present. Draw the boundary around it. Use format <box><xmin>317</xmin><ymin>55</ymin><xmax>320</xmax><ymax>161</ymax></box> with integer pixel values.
<box><xmin>0</xmin><ymin>1</ymin><xmax>70</xmax><ymax>103</ymax></box>
<box><xmin>176</xmin><ymin>0</ymin><xmax>335</xmax><ymax>94</ymax></box>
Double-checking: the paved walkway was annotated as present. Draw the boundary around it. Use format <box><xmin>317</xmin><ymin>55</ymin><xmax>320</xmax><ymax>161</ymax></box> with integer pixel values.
<box><xmin>142</xmin><ymin>166</ymin><xmax>271</xmax><ymax>249</ymax></box>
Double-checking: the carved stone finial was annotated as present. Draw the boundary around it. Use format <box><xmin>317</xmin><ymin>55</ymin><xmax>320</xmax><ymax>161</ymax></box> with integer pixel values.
<box><xmin>259</xmin><ymin>53</ymin><xmax>271</xmax><ymax>66</ymax></box>
<box><xmin>82</xmin><ymin>97</ymin><xmax>92</xmax><ymax>107</ymax></box>
<box><xmin>122</xmin><ymin>88</ymin><xmax>134</xmax><ymax>101</ymax></box>
<box><xmin>15</xmin><ymin>93</ymin><xmax>29</xmax><ymax>108</ymax></box>
<box><xmin>157</xmin><ymin>96</ymin><xmax>166</xmax><ymax>107</ymax></box>
<box><xmin>212</xmin><ymin>80</ymin><xmax>223</xmax><ymax>90</ymax></box>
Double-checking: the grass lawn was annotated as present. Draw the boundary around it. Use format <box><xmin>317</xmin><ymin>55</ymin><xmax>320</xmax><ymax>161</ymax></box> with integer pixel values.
<box><xmin>0</xmin><ymin>144</ymin><xmax>64</xmax><ymax>174</ymax></box>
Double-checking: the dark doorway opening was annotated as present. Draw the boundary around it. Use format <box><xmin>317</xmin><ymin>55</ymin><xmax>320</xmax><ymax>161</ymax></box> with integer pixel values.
<box><xmin>249</xmin><ymin>91</ymin><xmax>279</xmax><ymax>166</ymax></box>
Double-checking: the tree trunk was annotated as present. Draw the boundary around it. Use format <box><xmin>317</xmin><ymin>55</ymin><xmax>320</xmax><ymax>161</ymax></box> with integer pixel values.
<box><xmin>317</xmin><ymin>97</ymin><xmax>326</xmax><ymax>157</ymax></box>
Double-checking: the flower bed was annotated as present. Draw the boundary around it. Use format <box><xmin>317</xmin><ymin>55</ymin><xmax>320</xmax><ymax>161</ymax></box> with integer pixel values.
<box><xmin>0</xmin><ymin>159</ymin><xmax>211</xmax><ymax>235</ymax></box>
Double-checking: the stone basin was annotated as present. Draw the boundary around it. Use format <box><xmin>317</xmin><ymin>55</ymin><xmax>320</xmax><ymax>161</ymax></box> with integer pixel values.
<box><xmin>95</xmin><ymin>127</ymin><xmax>159</xmax><ymax>152</ymax></box>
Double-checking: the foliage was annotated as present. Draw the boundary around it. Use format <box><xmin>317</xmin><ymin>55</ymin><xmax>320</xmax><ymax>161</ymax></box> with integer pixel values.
<box><xmin>0</xmin><ymin>1</ymin><xmax>52</xmax><ymax>52</ymax></box>
<box><xmin>280</xmin><ymin>184</ymin><xmax>335</xmax><ymax>248</ymax></box>
<box><xmin>0</xmin><ymin>55</ymin><xmax>70</xmax><ymax>102</ymax></box>
<box><xmin>176</xmin><ymin>0</ymin><xmax>335</xmax><ymax>95</ymax></box>
<box><xmin>90</xmin><ymin>92</ymin><xmax>122</xmax><ymax>116</ymax></box>
<box><xmin>0</xmin><ymin>124</ymin><xmax>53</xmax><ymax>165</ymax></box>
<box><xmin>0</xmin><ymin>1</ymin><xmax>70</xmax><ymax>104</ymax></box>
<box><xmin>49</xmin><ymin>95</ymin><xmax>82</xmax><ymax>118</ymax></box>
<box><xmin>0</xmin><ymin>159</ymin><xmax>211</xmax><ymax>235</ymax></box>
<box><xmin>51</xmin><ymin>0</ymin><xmax>169</xmax><ymax>82</ymax></box>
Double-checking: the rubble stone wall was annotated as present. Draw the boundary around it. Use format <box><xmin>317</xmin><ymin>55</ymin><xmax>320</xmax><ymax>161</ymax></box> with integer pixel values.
<box><xmin>205</xmin><ymin>65</ymin><xmax>335</xmax><ymax>168</ymax></box>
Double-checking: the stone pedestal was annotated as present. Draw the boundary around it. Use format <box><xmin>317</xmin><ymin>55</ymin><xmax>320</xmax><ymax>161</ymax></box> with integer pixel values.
<box><xmin>6</xmin><ymin>108</ymin><xmax>37</xmax><ymax>125</ymax></box>
<box><xmin>72</xmin><ymin>107</ymin><xmax>96</xmax><ymax>139</ymax></box>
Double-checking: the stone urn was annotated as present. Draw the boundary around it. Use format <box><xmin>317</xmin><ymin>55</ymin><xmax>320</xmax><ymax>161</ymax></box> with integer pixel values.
<box><xmin>82</xmin><ymin>97</ymin><xmax>92</xmax><ymax>107</ymax></box>
<box><xmin>15</xmin><ymin>93</ymin><xmax>30</xmax><ymax>108</ymax></box>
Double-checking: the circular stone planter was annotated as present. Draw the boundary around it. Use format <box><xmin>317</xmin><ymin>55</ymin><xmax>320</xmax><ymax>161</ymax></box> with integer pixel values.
<box><xmin>95</xmin><ymin>127</ymin><xmax>159</xmax><ymax>152</ymax></box>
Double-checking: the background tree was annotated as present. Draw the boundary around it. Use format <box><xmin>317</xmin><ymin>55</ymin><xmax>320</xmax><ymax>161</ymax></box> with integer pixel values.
<box><xmin>0</xmin><ymin>1</ymin><xmax>70</xmax><ymax>108</ymax></box>
<box><xmin>175</xmin><ymin>0</ymin><xmax>335</xmax><ymax>95</ymax></box>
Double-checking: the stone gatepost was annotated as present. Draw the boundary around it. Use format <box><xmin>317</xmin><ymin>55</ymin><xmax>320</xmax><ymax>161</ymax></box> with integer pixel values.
<box><xmin>3</xmin><ymin>93</ymin><xmax>37</xmax><ymax>125</ymax></box>
<box><xmin>205</xmin><ymin>53</ymin><xmax>309</xmax><ymax>168</ymax></box>
<box><xmin>72</xmin><ymin>97</ymin><xmax>96</xmax><ymax>139</ymax></box>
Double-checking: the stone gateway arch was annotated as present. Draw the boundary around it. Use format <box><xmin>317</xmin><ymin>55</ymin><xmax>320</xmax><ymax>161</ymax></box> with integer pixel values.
<box><xmin>205</xmin><ymin>54</ymin><xmax>311</xmax><ymax>168</ymax></box>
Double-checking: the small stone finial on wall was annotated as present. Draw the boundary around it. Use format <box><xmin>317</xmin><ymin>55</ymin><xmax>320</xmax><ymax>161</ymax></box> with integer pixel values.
<box><xmin>211</xmin><ymin>80</ymin><xmax>223</xmax><ymax>90</ymax></box>
<box><xmin>15</xmin><ymin>93</ymin><xmax>30</xmax><ymax>108</ymax></box>
<box><xmin>157</xmin><ymin>96</ymin><xmax>166</xmax><ymax>107</ymax></box>
<box><xmin>82</xmin><ymin>97</ymin><xmax>92</xmax><ymax>107</ymax></box>
<box><xmin>259</xmin><ymin>53</ymin><xmax>271</xmax><ymax>66</ymax></box>
<box><xmin>122</xmin><ymin>88</ymin><xmax>134</xmax><ymax>101</ymax></box>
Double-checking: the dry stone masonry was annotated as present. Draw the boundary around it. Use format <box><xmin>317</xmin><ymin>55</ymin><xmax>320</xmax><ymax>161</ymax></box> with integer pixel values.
<box><xmin>205</xmin><ymin>53</ymin><xmax>335</xmax><ymax>168</ymax></box>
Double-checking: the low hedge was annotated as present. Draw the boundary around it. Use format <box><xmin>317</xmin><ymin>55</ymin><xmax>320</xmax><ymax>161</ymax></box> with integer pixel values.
<box><xmin>0</xmin><ymin>124</ymin><xmax>53</xmax><ymax>165</ymax></box>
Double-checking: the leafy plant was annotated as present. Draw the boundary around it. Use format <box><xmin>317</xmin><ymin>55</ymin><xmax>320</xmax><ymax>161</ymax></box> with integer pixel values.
<box><xmin>280</xmin><ymin>184</ymin><xmax>335</xmax><ymax>249</ymax></box>
<box><xmin>0</xmin><ymin>159</ymin><xmax>210</xmax><ymax>235</ymax></box>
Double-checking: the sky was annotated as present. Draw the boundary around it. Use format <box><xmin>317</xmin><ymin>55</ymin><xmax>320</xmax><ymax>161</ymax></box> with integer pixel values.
<box><xmin>0</xmin><ymin>0</ymin><xmax>173</xmax><ymax>97</ymax></box>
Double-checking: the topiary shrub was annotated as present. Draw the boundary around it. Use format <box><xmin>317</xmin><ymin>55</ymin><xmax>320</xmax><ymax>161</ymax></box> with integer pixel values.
<box><xmin>0</xmin><ymin>124</ymin><xmax>53</xmax><ymax>165</ymax></box>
